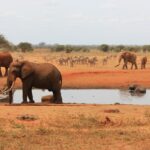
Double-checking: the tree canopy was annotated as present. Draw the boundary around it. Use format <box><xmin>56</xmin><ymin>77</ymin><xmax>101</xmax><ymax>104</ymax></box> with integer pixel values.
<box><xmin>18</xmin><ymin>42</ymin><xmax>33</xmax><ymax>52</ymax></box>
<box><xmin>0</xmin><ymin>34</ymin><xmax>11</xmax><ymax>49</ymax></box>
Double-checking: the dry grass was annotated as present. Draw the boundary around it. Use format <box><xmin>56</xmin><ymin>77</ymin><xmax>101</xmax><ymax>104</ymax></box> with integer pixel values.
<box><xmin>0</xmin><ymin>105</ymin><xmax>149</xmax><ymax>149</ymax></box>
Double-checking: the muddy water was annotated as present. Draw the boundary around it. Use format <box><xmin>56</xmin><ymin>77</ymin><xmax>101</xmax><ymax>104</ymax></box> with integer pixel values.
<box><xmin>11</xmin><ymin>89</ymin><xmax>150</xmax><ymax>105</ymax></box>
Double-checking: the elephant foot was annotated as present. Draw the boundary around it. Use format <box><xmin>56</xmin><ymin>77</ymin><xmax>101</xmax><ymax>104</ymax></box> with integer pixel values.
<box><xmin>54</xmin><ymin>99</ymin><xmax>63</xmax><ymax>104</ymax></box>
<box><xmin>29</xmin><ymin>100</ymin><xmax>35</xmax><ymax>103</ymax></box>
<box><xmin>21</xmin><ymin>101</ymin><xmax>28</xmax><ymax>104</ymax></box>
<box><xmin>53</xmin><ymin>93</ymin><xmax>63</xmax><ymax>104</ymax></box>
<box><xmin>56</xmin><ymin>101</ymin><xmax>63</xmax><ymax>104</ymax></box>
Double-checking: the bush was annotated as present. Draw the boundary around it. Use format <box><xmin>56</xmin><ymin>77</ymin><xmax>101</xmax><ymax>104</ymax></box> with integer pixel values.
<box><xmin>18</xmin><ymin>42</ymin><xmax>33</xmax><ymax>52</ymax></box>
<box><xmin>0</xmin><ymin>34</ymin><xmax>12</xmax><ymax>49</ymax></box>
<box><xmin>98</xmin><ymin>44</ymin><xmax>109</xmax><ymax>52</ymax></box>
<box><xmin>142</xmin><ymin>45</ymin><xmax>150</xmax><ymax>52</ymax></box>
<box><xmin>52</xmin><ymin>44</ymin><xmax>65</xmax><ymax>52</ymax></box>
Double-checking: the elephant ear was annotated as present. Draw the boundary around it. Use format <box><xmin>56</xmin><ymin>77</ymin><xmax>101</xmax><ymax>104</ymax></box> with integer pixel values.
<box><xmin>21</xmin><ymin>63</ymin><xmax>34</xmax><ymax>79</ymax></box>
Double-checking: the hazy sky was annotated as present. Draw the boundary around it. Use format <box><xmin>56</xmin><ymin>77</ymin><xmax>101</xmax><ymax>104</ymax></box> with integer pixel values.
<box><xmin>0</xmin><ymin>0</ymin><xmax>150</xmax><ymax>45</ymax></box>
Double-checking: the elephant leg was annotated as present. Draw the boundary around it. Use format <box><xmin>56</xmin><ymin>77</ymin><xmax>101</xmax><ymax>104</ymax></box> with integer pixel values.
<box><xmin>134</xmin><ymin>63</ymin><xmax>138</xmax><ymax>69</ymax></box>
<box><xmin>28</xmin><ymin>88</ymin><xmax>35</xmax><ymax>103</ymax></box>
<box><xmin>0</xmin><ymin>67</ymin><xmax>2</xmax><ymax>77</ymax></box>
<box><xmin>9</xmin><ymin>90</ymin><xmax>13</xmax><ymax>104</ymax></box>
<box><xmin>22</xmin><ymin>87</ymin><xmax>28</xmax><ymax>103</ymax></box>
<box><xmin>125</xmin><ymin>63</ymin><xmax>128</xmax><ymax>69</ymax></box>
<box><xmin>131</xmin><ymin>63</ymin><xmax>133</xmax><ymax>69</ymax></box>
<box><xmin>22</xmin><ymin>82</ymin><xmax>31</xmax><ymax>103</ymax></box>
<box><xmin>122</xmin><ymin>64</ymin><xmax>125</xmax><ymax>69</ymax></box>
<box><xmin>123</xmin><ymin>60</ymin><xmax>128</xmax><ymax>69</ymax></box>
<box><xmin>22</xmin><ymin>78</ymin><xmax>33</xmax><ymax>103</ymax></box>
<box><xmin>124</xmin><ymin>62</ymin><xmax>128</xmax><ymax>69</ymax></box>
<box><xmin>53</xmin><ymin>90</ymin><xmax>62</xmax><ymax>104</ymax></box>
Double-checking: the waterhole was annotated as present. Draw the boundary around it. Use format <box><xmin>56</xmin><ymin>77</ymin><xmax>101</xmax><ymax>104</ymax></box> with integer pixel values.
<box><xmin>7</xmin><ymin>89</ymin><xmax>150</xmax><ymax>105</ymax></box>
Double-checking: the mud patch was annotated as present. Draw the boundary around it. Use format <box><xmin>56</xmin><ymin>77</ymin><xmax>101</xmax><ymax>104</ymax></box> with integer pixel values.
<box><xmin>17</xmin><ymin>114</ymin><xmax>39</xmax><ymax>121</ymax></box>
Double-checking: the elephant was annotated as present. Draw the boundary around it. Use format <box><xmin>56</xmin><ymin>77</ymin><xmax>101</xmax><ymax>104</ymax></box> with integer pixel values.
<box><xmin>6</xmin><ymin>60</ymin><xmax>63</xmax><ymax>104</ymax></box>
<box><xmin>141</xmin><ymin>56</ymin><xmax>147</xmax><ymax>69</ymax></box>
<box><xmin>115</xmin><ymin>52</ymin><xmax>138</xmax><ymax>69</ymax></box>
<box><xmin>0</xmin><ymin>52</ymin><xmax>13</xmax><ymax>77</ymax></box>
<box><xmin>128</xmin><ymin>84</ymin><xmax>146</xmax><ymax>96</ymax></box>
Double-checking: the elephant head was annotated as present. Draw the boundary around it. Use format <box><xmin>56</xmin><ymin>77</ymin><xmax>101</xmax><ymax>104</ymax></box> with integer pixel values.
<box><xmin>7</xmin><ymin>60</ymin><xmax>34</xmax><ymax>103</ymax></box>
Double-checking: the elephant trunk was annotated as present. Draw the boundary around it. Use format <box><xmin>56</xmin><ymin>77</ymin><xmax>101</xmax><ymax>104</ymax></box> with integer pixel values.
<box><xmin>6</xmin><ymin>80</ymin><xmax>15</xmax><ymax>104</ymax></box>
<box><xmin>6</xmin><ymin>74</ymin><xmax>16</xmax><ymax>104</ymax></box>
<box><xmin>115</xmin><ymin>56</ymin><xmax>122</xmax><ymax>67</ymax></box>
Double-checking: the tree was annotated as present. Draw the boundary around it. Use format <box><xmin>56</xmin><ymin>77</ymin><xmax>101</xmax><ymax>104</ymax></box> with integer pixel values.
<box><xmin>0</xmin><ymin>34</ymin><xmax>11</xmax><ymax>49</ymax></box>
<box><xmin>65</xmin><ymin>45</ymin><xmax>73</xmax><ymax>53</ymax></box>
<box><xmin>142</xmin><ymin>45</ymin><xmax>150</xmax><ymax>52</ymax></box>
<box><xmin>18</xmin><ymin>42</ymin><xmax>33</xmax><ymax>52</ymax></box>
<box><xmin>38</xmin><ymin>42</ymin><xmax>46</xmax><ymax>48</ymax></box>
<box><xmin>98</xmin><ymin>44</ymin><xmax>109</xmax><ymax>52</ymax></box>
<box><xmin>116</xmin><ymin>45</ymin><xmax>125</xmax><ymax>51</ymax></box>
<box><xmin>53</xmin><ymin>44</ymin><xmax>65</xmax><ymax>52</ymax></box>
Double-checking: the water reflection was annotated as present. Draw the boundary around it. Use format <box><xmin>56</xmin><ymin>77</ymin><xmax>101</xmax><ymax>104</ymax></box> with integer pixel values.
<box><xmin>9</xmin><ymin>89</ymin><xmax>150</xmax><ymax>105</ymax></box>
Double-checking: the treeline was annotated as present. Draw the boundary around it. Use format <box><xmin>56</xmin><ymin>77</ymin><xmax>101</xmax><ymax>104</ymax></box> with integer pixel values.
<box><xmin>0</xmin><ymin>34</ymin><xmax>150</xmax><ymax>53</ymax></box>
<box><xmin>34</xmin><ymin>43</ymin><xmax>150</xmax><ymax>53</ymax></box>
<box><xmin>0</xmin><ymin>34</ymin><xmax>33</xmax><ymax>52</ymax></box>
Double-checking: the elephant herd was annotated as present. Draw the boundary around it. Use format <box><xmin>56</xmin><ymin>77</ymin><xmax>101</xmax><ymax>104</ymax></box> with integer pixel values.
<box><xmin>0</xmin><ymin>52</ymin><xmax>63</xmax><ymax>104</ymax></box>
<box><xmin>115</xmin><ymin>51</ymin><xmax>147</xmax><ymax>70</ymax></box>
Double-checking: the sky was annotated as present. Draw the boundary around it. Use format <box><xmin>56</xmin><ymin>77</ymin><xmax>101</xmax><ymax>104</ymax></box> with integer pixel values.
<box><xmin>0</xmin><ymin>0</ymin><xmax>150</xmax><ymax>45</ymax></box>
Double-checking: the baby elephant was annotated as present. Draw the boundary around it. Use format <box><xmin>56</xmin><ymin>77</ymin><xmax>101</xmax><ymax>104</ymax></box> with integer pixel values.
<box><xmin>141</xmin><ymin>56</ymin><xmax>147</xmax><ymax>69</ymax></box>
<box><xmin>7</xmin><ymin>60</ymin><xmax>63</xmax><ymax>104</ymax></box>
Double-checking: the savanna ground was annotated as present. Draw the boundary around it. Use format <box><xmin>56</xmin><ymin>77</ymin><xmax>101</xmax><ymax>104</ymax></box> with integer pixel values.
<box><xmin>1</xmin><ymin>105</ymin><xmax>150</xmax><ymax>150</ymax></box>
<box><xmin>0</xmin><ymin>50</ymin><xmax>150</xmax><ymax>149</ymax></box>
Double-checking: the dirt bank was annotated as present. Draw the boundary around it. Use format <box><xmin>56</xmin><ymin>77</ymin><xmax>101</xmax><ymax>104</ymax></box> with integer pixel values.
<box><xmin>0</xmin><ymin>69</ymin><xmax>150</xmax><ymax>89</ymax></box>
<box><xmin>63</xmin><ymin>69</ymin><xmax>150</xmax><ymax>89</ymax></box>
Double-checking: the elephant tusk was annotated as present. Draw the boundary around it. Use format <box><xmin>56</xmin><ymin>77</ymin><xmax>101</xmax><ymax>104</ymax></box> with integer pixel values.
<box><xmin>0</xmin><ymin>87</ymin><xmax>8</xmax><ymax>94</ymax></box>
<box><xmin>1</xmin><ymin>82</ymin><xmax>15</xmax><ymax>95</ymax></box>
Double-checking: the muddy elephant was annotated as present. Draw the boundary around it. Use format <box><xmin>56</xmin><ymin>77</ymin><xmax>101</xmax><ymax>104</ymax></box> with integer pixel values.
<box><xmin>128</xmin><ymin>84</ymin><xmax>146</xmax><ymax>96</ymax></box>
<box><xmin>0</xmin><ymin>52</ymin><xmax>13</xmax><ymax>76</ymax></box>
<box><xmin>115</xmin><ymin>52</ymin><xmax>138</xmax><ymax>69</ymax></box>
<box><xmin>141</xmin><ymin>56</ymin><xmax>147</xmax><ymax>69</ymax></box>
<box><xmin>6</xmin><ymin>60</ymin><xmax>63</xmax><ymax>104</ymax></box>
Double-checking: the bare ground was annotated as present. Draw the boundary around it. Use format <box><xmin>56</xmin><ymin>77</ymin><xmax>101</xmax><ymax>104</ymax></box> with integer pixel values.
<box><xmin>0</xmin><ymin>104</ymin><xmax>150</xmax><ymax>150</ymax></box>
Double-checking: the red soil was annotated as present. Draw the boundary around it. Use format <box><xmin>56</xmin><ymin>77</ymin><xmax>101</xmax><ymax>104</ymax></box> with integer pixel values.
<box><xmin>62</xmin><ymin>69</ymin><xmax>150</xmax><ymax>89</ymax></box>
<box><xmin>0</xmin><ymin>69</ymin><xmax>150</xmax><ymax>90</ymax></box>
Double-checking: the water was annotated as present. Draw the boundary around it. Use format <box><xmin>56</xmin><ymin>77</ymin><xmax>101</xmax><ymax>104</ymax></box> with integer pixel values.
<box><xmin>11</xmin><ymin>89</ymin><xmax>150</xmax><ymax>105</ymax></box>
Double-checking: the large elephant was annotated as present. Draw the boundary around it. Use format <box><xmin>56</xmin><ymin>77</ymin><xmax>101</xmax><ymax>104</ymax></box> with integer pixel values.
<box><xmin>115</xmin><ymin>52</ymin><xmax>138</xmax><ymax>69</ymax></box>
<box><xmin>0</xmin><ymin>52</ymin><xmax>13</xmax><ymax>76</ymax></box>
<box><xmin>7</xmin><ymin>60</ymin><xmax>63</xmax><ymax>104</ymax></box>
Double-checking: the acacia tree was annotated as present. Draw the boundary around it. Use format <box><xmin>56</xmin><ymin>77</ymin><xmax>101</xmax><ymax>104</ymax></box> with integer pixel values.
<box><xmin>98</xmin><ymin>44</ymin><xmax>109</xmax><ymax>52</ymax></box>
<box><xmin>18</xmin><ymin>42</ymin><xmax>33</xmax><ymax>52</ymax></box>
<box><xmin>0</xmin><ymin>34</ymin><xmax>11</xmax><ymax>49</ymax></box>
